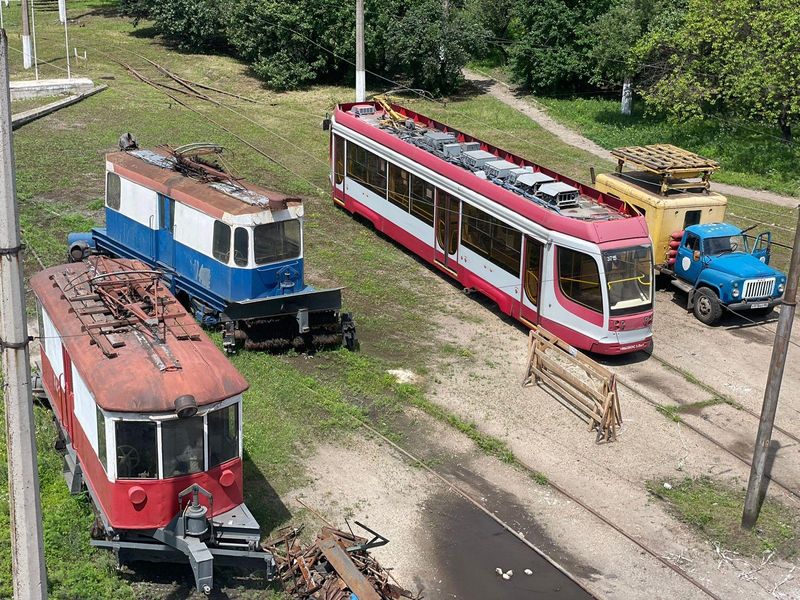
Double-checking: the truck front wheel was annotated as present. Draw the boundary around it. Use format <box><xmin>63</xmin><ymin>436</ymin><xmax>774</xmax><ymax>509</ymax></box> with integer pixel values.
<box><xmin>693</xmin><ymin>287</ymin><xmax>723</xmax><ymax>325</ymax></box>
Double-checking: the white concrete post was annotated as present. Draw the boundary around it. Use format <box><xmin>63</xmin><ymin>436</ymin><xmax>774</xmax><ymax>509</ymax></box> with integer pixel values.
<box><xmin>355</xmin><ymin>0</ymin><xmax>365</xmax><ymax>102</ymax></box>
<box><xmin>0</xmin><ymin>31</ymin><xmax>48</xmax><ymax>600</ymax></box>
<box><xmin>621</xmin><ymin>77</ymin><xmax>632</xmax><ymax>116</ymax></box>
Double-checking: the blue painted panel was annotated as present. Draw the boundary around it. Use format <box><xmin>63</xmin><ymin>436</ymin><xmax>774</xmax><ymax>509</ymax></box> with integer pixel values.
<box><xmin>155</xmin><ymin>195</ymin><xmax>175</xmax><ymax>266</ymax></box>
<box><xmin>99</xmin><ymin>209</ymin><xmax>308</xmax><ymax>307</ymax></box>
<box><xmin>105</xmin><ymin>209</ymin><xmax>156</xmax><ymax>259</ymax></box>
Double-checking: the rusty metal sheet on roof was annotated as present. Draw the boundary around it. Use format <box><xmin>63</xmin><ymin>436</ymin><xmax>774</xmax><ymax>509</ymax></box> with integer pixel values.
<box><xmin>30</xmin><ymin>257</ymin><xmax>249</xmax><ymax>413</ymax></box>
<box><xmin>209</xmin><ymin>182</ymin><xmax>271</xmax><ymax>207</ymax></box>
<box><xmin>611</xmin><ymin>144</ymin><xmax>720</xmax><ymax>175</ymax></box>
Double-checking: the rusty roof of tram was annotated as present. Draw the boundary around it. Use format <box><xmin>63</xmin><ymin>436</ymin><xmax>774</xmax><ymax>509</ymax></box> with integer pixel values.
<box><xmin>30</xmin><ymin>257</ymin><xmax>248</xmax><ymax>413</ymax></box>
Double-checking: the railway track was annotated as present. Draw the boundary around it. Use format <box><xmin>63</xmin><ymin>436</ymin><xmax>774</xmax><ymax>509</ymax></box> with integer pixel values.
<box><xmin>86</xmin><ymin>50</ymin><xmax>756</xmax><ymax>599</ymax></box>
<box><xmin>648</xmin><ymin>351</ymin><xmax>800</xmax><ymax>447</ymax></box>
<box><xmin>609</xmin><ymin>351</ymin><xmax>800</xmax><ymax>505</ymax></box>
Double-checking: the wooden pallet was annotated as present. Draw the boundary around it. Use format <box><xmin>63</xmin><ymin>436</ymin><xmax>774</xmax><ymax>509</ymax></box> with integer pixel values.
<box><xmin>612</xmin><ymin>144</ymin><xmax>720</xmax><ymax>195</ymax></box>
<box><xmin>523</xmin><ymin>328</ymin><xmax>622</xmax><ymax>442</ymax></box>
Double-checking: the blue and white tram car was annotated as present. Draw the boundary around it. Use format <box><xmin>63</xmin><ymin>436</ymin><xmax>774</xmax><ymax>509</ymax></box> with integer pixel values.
<box><xmin>69</xmin><ymin>141</ymin><xmax>356</xmax><ymax>352</ymax></box>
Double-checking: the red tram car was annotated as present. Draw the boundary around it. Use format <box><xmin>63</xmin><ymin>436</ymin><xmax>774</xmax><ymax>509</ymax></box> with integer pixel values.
<box><xmin>329</xmin><ymin>101</ymin><xmax>654</xmax><ymax>354</ymax></box>
<box><xmin>30</xmin><ymin>257</ymin><xmax>274</xmax><ymax>594</ymax></box>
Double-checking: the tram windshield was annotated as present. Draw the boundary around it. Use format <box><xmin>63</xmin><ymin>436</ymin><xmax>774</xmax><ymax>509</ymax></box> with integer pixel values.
<box><xmin>113</xmin><ymin>401</ymin><xmax>240</xmax><ymax>480</ymax></box>
<box><xmin>254</xmin><ymin>219</ymin><xmax>301</xmax><ymax>265</ymax></box>
<box><xmin>603</xmin><ymin>245</ymin><xmax>653</xmax><ymax>316</ymax></box>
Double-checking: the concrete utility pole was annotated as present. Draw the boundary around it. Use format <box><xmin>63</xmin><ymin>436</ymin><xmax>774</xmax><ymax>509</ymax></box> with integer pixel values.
<box><xmin>61</xmin><ymin>0</ymin><xmax>70</xmax><ymax>78</ymax></box>
<box><xmin>0</xmin><ymin>31</ymin><xmax>48</xmax><ymax>600</ymax></box>
<box><xmin>355</xmin><ymin>0</ymin><xmax>365</xmax><ymax>102</ymax></box>
<box><xmin>21</xmin><ymin>0</ymin><xmax>33</xmax><ymax>69</ymax></box>
<box><xmin>742</xmin><ymin>208</ymin><xmax>800</xmax><ymax>529</ymax></box>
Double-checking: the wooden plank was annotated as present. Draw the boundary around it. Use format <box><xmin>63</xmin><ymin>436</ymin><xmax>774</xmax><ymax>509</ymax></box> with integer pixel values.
<box><xmin>318</xmin><ymin>537</ymin><xmax>381</xmax><ymax>600</ymax></box>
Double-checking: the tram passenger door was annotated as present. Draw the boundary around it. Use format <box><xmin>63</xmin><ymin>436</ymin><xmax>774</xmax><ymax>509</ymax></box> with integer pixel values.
<box><xmin>434</xmin><ymin>190</ymin><xmax>460</xmax><ymax>272</ymax></box>
<box><xmin>520</xmin><ymin>236</ymin><xmax>544</xmax><ymax>326</ymax></box>
<box><xmin>61</xmin><ymin>348</ymin><xmax>75</xmax><ymax>444</ymax></box>
<box><xmin>156</xmin><ymin>195</ymin><xmax>175</xmax><ymax>268</ymax></box>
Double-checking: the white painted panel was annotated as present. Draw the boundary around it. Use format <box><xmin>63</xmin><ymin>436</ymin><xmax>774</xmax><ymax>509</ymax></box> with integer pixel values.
<box><xmin>118</xmin><ymin>177</ymin><xmax>158</xmax><ymax>229</ymax></box>
<box><xmin>40</xmin><ymin>308</ymin><xmax>64</xmax><ymax>381</ymax></box>
<box><xmin>71</xmin><ymin>365</ymin><xmax>99</xmax><ymax>454</ymax></box>
<box><xmin>173</xmin><ymin>201</ymin><xmax>214</xmax><ymax>256</ymax></box>
<box><xmin>457</xmin><ymin>244</ymin><xmax>520</xmax><ymax>299</ymax></box>
<box><xmin>345</xmin><ymin>178</ymin><xmax>433</xmax><ymax>245</ymax></box>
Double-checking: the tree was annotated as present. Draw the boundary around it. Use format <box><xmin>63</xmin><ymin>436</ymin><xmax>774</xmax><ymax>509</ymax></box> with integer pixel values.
<box><xmin>382</xmin><ymin>0</ymin><xmax>486</xmax><ymax>96</ymax></box>
<box><xmin>585</xmin><ymin>0</ymin><xmax>683</xmax><ymax>114</ymax></box>
<box><xmin>638</xmin><ymin>0</ymin><xmax>800</xmax><ymax>142</ymax></box>
<box><xmin>146</xmin><ymin>0</ymin><xmax>228</xmax><ymax>52</ymax></box>
<box><xmin>507</xmin><ymin>0</ymin><xmax>609</xmax><ymax>92</ymax></box>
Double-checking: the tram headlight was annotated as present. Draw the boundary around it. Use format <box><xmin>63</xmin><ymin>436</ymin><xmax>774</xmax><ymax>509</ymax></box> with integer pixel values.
<box><xmin>175</xmin><ymin>394</ymin><xmax>198</xmax><ymax>418</ymax></box>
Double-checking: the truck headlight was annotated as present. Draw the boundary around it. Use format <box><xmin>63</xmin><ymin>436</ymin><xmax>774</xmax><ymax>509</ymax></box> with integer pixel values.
<box><xmin>732</xmin><ymin>288</ymin><xmax>739</xmax><ymax>298</ymax></box>
<box><xmin>779</xmin><ymin>282</ymin><xmax>785</xmax><ymax>292</ymax></box>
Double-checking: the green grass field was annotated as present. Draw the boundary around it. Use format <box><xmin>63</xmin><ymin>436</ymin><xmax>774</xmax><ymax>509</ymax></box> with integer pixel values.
<box><xmin>1</xmin><ymin>1</ymin><xmax>798</xmax><ymax>597</ymax></box>
<box><xmin>535</xmin><ymin>96</ymin><xmax>800</xmax><ymax>197</ymax></box>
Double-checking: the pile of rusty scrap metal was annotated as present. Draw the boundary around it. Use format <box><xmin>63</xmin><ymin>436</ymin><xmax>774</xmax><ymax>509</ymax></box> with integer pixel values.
<box><xmin>264</xmin><ymin>523</ymin><xmax>420</xmax><ymax>600</ymax></box>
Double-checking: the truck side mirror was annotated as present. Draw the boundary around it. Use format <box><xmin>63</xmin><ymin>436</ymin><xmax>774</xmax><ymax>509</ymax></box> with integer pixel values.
<box><xmin>693</xmin><ymin>250</ymin><xmax>701</xmax><ymax>261</ymax></box>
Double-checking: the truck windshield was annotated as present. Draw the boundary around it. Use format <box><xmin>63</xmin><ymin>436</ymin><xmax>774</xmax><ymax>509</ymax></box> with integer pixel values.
<box><xmin>704</xmin><ymin>235</ymin><xmax>746</xmax><ymax>255</ymax></box>
<box><xmin>603</xmin><ymin>245</ymin><xmax>653</xmax><ymax>316</ymax></box>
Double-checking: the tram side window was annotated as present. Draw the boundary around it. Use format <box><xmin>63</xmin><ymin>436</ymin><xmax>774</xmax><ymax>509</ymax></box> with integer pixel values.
<box><xmin>460</xmin><ymin>203</ymin><xmax>521</xmax><ymax>275</ymax></box>
<box><xmin>97</xmin><ymin>407</ymin><xmax>107</xmax><ymax>472</ymax></box>
<box><xmin>334</xmin><ymin>134</ymin><xmax>345</xmax><ymax>185</ymax></box>
<box><xmin>254</xmin><ymin>219</ymin><xmax>301</xmax><ymax>265</ymax></box>
<box><xmin>208</xmin><ymin>403</ymin><xmax>239</xmax><ymax>468</ymax></box>
<box><xmin>410</xmin><ymin>175</ymin><xmax>435</xmax><ymax>226</ymax></box>
<box><xmin>346</xmin><ymin>142</ymin><xmax>386</xmax><ymax>197</ymax></box>
<box><xmin>115</xmin><ymin>421</ymin><xmax>157</xmax><ymax>479</ymax></box>
<box><xmin>233</xmin><ymin>227</ymin><xmax>249</xmax><ymax>267</ymax></box>
<box><xmin>388</xmin><ymin>163</ymin><xmax>410</xmax><ymax>211</ymax></box>
<box><xmin>162</xmin><ymin>417</ymin><xmax>205</xmax><ymax>477</ymax></box>
<box><xmin>558</xmin><ymin>247</ymin><xmax>602</xmax><ymax>313</ymax></box>
<box><xmin>106</xmin><ymin>172</ymin><xmax>121</xmax><ymax>211</ymax></box>
<box><xmin>212</xmin><ymin>220</ymin><xmax>231</xmax><ymax>263</ymax></box>
<box><xmin>347</xmin><ymin>142</ymin><xmax>367</xmax><ymax>183</ymax></box>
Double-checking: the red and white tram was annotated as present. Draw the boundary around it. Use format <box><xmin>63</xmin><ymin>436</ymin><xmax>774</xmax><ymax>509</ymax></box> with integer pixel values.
<box><xmin>329</xmin><ymin>101</ymin><xmax>654</xmax><ymax>354</ymax></box>
<box><xmin>30</xmin><ymin>257</ymin><xmax>274</xmax><ymax>593</ymax></box>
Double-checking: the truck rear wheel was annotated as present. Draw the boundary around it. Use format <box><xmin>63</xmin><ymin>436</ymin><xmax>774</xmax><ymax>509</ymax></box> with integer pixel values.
<box><xmin>693</xmin><ymin>287</ymin><xmax>723</xmax><ymax>325</ymax></box>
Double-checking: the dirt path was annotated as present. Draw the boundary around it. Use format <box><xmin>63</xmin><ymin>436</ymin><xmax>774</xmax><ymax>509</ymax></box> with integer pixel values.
<box><xmin>462</xmin><ymin>69</ymin><xmax>800</xmax><ymax>209</ymax></box>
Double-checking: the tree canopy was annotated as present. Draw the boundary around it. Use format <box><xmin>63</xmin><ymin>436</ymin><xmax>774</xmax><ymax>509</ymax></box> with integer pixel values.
<box><xmin>125</xmin><ymin>0</ymin><xmax>799</xmax><ymax>140</ymax></box>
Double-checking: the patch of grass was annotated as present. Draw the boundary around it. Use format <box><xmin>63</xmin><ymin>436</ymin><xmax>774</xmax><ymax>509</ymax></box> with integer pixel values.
<box><xmin>648</xmin><ymin>477</ymin><xmax>800</xmax><ymax>558</ymax></box>
<box><xmin>0</xmin><ymin>391</ymin><xmax>131</xmax><ymax>599</ymax></box>
<box><xmin>656</xmin><ymin>404</ymin><xmax>682</xmax><ymax>422</ymax></box>
<box><xmin>535</xmin><ymin>96</ymin><xmax>800</xmax><ymax>197</ymax></box>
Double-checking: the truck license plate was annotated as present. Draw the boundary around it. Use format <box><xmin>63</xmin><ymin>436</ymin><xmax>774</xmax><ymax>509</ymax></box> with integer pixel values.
<box><xmin>751</xmin><ymin>302</ymin><xmax>770</xmax><ymax>309</ymax></box>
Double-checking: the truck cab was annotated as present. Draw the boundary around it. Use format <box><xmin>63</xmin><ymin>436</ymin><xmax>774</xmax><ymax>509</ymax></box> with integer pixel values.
<box><xmin>593</xmin><ymin>144</ymin><xmax>786</xmax><ymax>325</ymax></box>
<box><xmin>669</xmin><ymin>223</ymin><xmax>786</xmax><ymax>324</ymax></box>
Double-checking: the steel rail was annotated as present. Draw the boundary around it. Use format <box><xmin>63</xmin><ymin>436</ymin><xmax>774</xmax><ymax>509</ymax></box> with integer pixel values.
<box><xmin>359</xmin><ymin>420</ymin><xmax>725</xmax><ymax>600</ymax></box>
<box><xmin>649</xmin><ymin>351</ymin><xmax>800</xmax><ymax>446</ymax></box>
<box><xmin>615</xmin><ymin>376</ymin><xmax>800</xmax><ymax>504</ymax></box>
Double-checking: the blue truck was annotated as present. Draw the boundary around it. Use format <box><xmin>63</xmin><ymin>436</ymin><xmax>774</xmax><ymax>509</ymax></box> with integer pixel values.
<box><xmin>662</xmin><ymin>223</ymin><xmax>787</xmax><ymax>324</ymax></box>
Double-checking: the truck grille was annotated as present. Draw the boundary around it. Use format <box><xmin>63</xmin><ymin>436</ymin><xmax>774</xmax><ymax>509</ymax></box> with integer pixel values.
<box><xmin>743</xmin><ymin>277</ymin><xmax>775</xmax><ymax>299</ymax></box>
